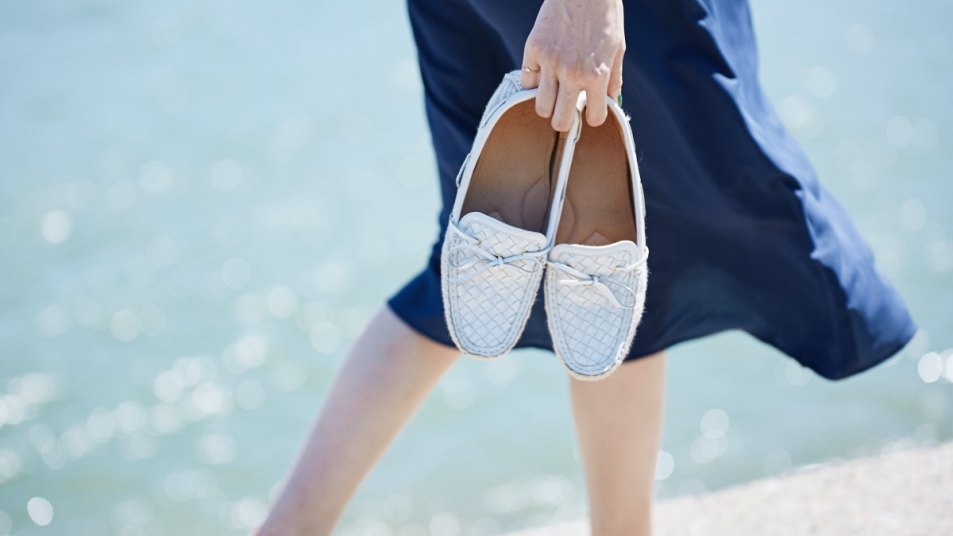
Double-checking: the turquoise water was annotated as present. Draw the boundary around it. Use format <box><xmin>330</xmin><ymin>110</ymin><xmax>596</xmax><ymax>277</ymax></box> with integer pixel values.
<box><xmin>1</xmin><ymin>0</ymin><xmax>951</xmax><ymax>534</ymax></box>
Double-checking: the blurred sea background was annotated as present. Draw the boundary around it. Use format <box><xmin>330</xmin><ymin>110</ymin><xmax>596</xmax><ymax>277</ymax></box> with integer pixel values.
<box><xmin>1</xmin><ymin>0</ymin><xmax>951</xmax><ymax>534</ymax></box>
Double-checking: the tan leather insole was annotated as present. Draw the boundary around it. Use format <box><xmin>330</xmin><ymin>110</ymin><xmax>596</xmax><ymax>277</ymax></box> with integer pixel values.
<box><xmin>556</xmin><ymin>113</ymin><xmax>637</xmax><ymax>246</ymax></box>
<box><xmin>461</xmin><ymin>100</ymin><xmax>563</xmax><ymax>233</ymax></box>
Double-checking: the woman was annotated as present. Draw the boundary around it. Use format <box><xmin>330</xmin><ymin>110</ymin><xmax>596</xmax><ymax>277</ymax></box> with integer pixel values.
<box><xmin>256</xmin><ymin>0</ymin><xmax>916</xmax><ymax>534</ymax></box>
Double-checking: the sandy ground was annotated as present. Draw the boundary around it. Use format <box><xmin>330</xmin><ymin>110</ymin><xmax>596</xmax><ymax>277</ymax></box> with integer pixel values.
<box><xmin>505</xmin><ymin>440</ymin><xmax>953</xmax><ymax>536</ymax></box>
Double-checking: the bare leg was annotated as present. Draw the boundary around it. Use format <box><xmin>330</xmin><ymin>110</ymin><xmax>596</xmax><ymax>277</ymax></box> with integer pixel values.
<box><xmin>568</xmin><ymin>351</ymin><xmax>667</xmax><ymax>536</ymax></box>
<box><xmin>255</xmin><ymin>306</ymin><xmax>460</xmax><ymax>536</ymax></box>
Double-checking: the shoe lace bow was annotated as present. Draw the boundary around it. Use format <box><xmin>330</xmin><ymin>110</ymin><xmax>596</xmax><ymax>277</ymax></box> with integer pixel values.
<box><xmin>446</xmin><ymin>220</ymin><xmax>547</xmax><ymax>283</ymax></box>
<box><xmin>546</xmin><ymin>250</ymin><xmax>648</xmax><ymax>309</ymax></box>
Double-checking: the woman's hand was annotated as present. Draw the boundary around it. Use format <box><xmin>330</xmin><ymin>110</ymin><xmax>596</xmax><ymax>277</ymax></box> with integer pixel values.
<box><xmin>521</xmin><ymin>0</ymin><xmax>625</xmax><ymax>131</ymax></box>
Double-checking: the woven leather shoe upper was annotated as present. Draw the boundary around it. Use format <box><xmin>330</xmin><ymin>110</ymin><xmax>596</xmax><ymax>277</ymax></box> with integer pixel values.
<box><xmin>546</xmin><ymin>241</ymin><xmax>648</xmax><ymax>379</ymax></box>
<box><xmin>442</xmin><ymin>212</ymin><xmax>548</xmax><ymax>357</ymax></box>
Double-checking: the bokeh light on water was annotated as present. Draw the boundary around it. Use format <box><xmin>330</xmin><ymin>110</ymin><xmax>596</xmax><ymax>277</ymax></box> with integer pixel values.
<box><xmin>1</xmin><ymin>0</ymin><xmax>951</xmax><ymax>534</ymax></box>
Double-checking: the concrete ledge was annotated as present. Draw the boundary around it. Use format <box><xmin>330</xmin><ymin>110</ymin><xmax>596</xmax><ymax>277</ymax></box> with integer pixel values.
<box><xmin>505</xmin><ymin>440</ymin><xmax>953</xmax><ymax>535</ymax></box>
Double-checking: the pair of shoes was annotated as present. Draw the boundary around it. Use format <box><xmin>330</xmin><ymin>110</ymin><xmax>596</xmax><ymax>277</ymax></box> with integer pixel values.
<box><xmin>441</xmin><ymin>70</ymin><xmax>648</xmax><ymax>381</ymax></box>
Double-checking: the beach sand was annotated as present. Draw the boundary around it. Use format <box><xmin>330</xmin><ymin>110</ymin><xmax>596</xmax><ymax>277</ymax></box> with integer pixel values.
<box><xmin>505</xmin><ymin>440</ymin><xmax>953</xmax><ymax>535</ymax></box>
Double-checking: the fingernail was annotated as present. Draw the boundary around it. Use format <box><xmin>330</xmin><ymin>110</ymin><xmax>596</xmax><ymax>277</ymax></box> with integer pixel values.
<box><xmin>617</xmin><ymin>94</ymin><xmax>623</xmax><ymax>107</ymax></box>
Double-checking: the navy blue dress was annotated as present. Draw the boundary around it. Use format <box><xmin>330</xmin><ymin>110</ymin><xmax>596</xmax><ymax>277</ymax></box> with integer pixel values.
<box><xmin>388</xmin><ymin>0</ymin><xmax>917</xmax><ymax>380</ymax></box>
